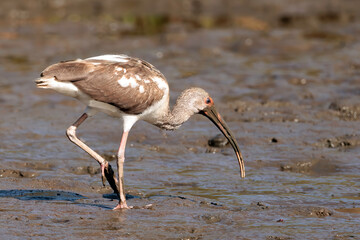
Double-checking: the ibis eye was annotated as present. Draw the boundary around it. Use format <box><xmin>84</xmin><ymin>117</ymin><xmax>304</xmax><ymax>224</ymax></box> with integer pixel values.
<box><xmin>205</xmin><ymin>97</ymin><xmax>211</xmax><ymax>104</ymax></box>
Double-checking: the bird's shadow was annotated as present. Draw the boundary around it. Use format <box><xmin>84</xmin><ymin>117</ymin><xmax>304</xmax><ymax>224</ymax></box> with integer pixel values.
<box><xmin>0</xmin><ymin>190</ymin><xmax>222</xmax><ymax>209</ymax></box>
<box><xmin>0</xmin><ymin>189</ymin><xmax>112</xmax><ymax>209</ymax></box>
<box><xmin>103</xmin><ymin>192</ymin><xmax>138</xmax><ymax>200</ymax></box>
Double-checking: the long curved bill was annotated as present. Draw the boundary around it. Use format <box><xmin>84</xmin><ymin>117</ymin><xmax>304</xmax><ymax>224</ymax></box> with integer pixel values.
<box><xmin>200</xmin><ymin>105</ymin><xmax>245</xmax><ymax>178</ymax></box>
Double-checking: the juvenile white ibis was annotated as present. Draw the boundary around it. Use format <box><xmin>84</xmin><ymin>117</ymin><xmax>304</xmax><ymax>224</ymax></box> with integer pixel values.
<box><xmin>35</xmin><ymin>54</ymin><xmax>245</xmax><ymax>209</ymax></box>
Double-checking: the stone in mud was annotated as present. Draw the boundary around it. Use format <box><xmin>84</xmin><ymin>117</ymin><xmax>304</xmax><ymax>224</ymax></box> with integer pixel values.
<box><xmin>208</xmin><ymin>134</ymin><xmax>228</xmax><ymax>147</ymax></box>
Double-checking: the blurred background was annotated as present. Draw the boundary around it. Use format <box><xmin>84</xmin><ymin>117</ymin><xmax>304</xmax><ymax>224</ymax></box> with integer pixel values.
<box><xmin>0</xmin><ymin>1</ymin><xmax>360</xmax><ymax>239</ymax></box>
<box><xmin>1</xmin><ymin>0</ymin><xmax>359</xmax><ymax>68</ymax></box>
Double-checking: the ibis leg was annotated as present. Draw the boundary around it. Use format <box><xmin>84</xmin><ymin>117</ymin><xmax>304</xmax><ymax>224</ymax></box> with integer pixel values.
<box><xmin>66</xmin><ymin>113</ymin><xmax>119</xmax><ymax>196</ymax></box>
<box><xmin>113</xmin><ymin>131</ymin><xmax>130</xmax><ymax>210</ymax></box>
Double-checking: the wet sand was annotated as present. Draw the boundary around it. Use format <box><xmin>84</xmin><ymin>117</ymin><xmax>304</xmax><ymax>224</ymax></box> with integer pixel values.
<box><xmin>0</xmin><ymin>1</ymin><xmax>359</xmax><ymax>239</ymax></box>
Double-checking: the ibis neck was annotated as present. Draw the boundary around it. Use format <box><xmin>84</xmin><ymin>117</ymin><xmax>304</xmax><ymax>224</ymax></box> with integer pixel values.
<box><xmin>155</xmin><ymin>90</ymin><xmax>196</xmax><ymax>130</ymax></box>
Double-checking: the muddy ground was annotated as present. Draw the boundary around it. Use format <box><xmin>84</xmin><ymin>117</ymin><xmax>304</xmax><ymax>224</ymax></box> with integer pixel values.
<box><xmin>0</xmin><ymin>0</ymin><xmax>359</xmax><ymax>239</ymax></box>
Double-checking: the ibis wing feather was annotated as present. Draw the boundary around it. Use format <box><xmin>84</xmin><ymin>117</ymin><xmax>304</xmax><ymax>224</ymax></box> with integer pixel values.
<box><xmin>41</xmin><ymin>57</ymin><xmax>167</xmax><ymax>115</ymax></box>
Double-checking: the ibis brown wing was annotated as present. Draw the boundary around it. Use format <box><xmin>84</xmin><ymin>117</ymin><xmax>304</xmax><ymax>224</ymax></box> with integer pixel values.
<box><xmin>41</xmin><ymin>59</ymin><xmax>167</xmax><ymax>115</ymax></box>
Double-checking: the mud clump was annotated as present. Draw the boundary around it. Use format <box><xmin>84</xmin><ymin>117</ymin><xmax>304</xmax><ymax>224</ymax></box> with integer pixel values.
<box><xmin>312</xmin><ymin>208</ymin><xmax>333</xmax><ymax>217</ymax></box>
<box><xmin>320</xmin><ymin>134</ymin><xmax>360</xmax><ymax>149</ymax></box>
<box><xmin>295</xmin><ymin>207</ymin><xmax>333</xmax><ymax>218</ymax></box>
<box><xmin>200</xmin><ymin>214</ymin><xmax>222</xmax><ymax>224</ymax></box>
<box><xmin>0</xmin><ymin>169</ymin><xmax>37</xmax><ymax>178</ymax></box>
<box><xmin>69</xmin><ymin>166</ymin><xmax>100</xmax><ymax>176</ymax></box>
<box><xmin>103</xmin><ymin>153</ymin><xmax>117</xmax><ymax>162</ymax></box>
<box><xmin>280</xmin><ymin>158</ymin><xmax>337</xmax><ymax>176</ymax></box>
<box><xmin>11</xmin><ymin>162</ymin><xmax>54</xmax><ymax>171</ymax></box>
<box><xmin>329</xmin><ymin>102</ymin><xmax>360</xmax><ymax>121</ymax></box>
<box><xmin>249</xmin><ymin>201</ymin><xmax>270</xmax><ymax>210</ymax></box>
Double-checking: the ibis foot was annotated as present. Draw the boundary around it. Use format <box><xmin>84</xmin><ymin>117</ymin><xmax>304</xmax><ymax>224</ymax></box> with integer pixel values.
<box><xmin>113</xmin><ymin>202</ymin><xmax>132</xmax><ymax>210</ymax></box>
<box><xmin>101</xmin><ymin>162</ymin><xmax>119</xmax><ymax>195</ymax></box>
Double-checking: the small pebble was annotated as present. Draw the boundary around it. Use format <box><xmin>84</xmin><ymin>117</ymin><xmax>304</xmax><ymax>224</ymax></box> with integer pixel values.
<box><xmin>208</xmin><ymin>134</ymin><xmax>228</xmax><ymax>147</ymax></box>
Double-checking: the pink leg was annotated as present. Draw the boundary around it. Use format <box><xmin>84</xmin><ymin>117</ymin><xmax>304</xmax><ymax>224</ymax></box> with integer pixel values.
<box><xmin>66</xmin><ymin>113</ymin><xmax>119</xmax><ymax>195</ymax></box>
<box><xmin>113</xmin><ymin>131</ymin><xmax>130</xmax><ymax>210</ymax></box>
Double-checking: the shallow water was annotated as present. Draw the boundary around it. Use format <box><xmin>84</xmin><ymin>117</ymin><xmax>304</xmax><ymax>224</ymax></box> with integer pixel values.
<box><xmin>1</xmin><ymin>1</ymin><xmax>360</xmax><ymax>239</ymax></box>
